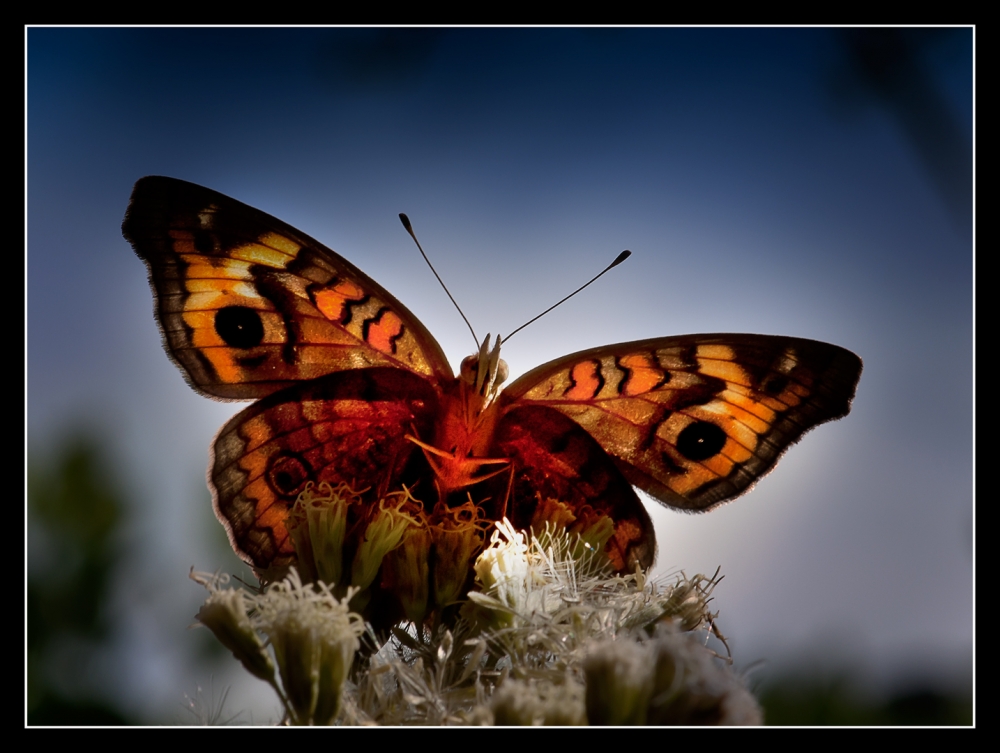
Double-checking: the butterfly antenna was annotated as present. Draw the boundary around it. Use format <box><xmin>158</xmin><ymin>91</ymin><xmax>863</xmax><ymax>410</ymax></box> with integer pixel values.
<box><xmin>399</xmin><ymin>213</ymin><xmax>479</xmax><ymax>349</ymax></box>
<box><xmin>504</xmin><ymin>250</ymin><xmax>632</xmax><ymax>342</ymax></box>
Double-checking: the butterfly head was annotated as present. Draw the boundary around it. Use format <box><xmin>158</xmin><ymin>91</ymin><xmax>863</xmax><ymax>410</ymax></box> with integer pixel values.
<box><xmin>460</xmin><ymin>333</ymin><xmax>509</xmax><ymax>402</ymax></box>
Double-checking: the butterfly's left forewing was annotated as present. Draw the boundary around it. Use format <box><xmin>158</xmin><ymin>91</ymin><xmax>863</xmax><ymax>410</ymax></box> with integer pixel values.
<box><xmin>123</xmin><ymin>176</ymin><xmax>453</xmax><ymax>400</ymax></box>
<box><xmin>500</xmin><ymin>334</ymin><xmax>862</xmax><ymax>512</ymax></box>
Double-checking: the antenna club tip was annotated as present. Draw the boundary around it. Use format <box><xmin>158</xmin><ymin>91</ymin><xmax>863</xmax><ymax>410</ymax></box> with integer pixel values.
<box><xmin>612</xmin><ymin>250</ymin><xmax>632</xmax><ymax>267</ymax></box>
<box><xmin>398</xmin><ymin>213</ymin><xmax>412</xmax><ymax>231</ymax></box>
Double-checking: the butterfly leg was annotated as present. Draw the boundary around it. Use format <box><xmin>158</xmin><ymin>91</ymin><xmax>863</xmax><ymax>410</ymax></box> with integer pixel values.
<box><xmin>405</xmin><ymin>433</ymin><xmax>511</xmax><ymax>497</ymax></box>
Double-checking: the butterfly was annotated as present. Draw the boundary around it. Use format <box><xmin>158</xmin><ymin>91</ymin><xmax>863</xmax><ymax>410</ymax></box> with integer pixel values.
<box><xmin>123</xmin><ymin>176</ymin><xmax>862</xmax><ymax>603</ymax></box>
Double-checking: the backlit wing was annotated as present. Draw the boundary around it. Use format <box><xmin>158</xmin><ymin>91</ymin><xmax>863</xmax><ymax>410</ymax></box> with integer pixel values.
<box><xmin>123</xmin><ymin>176</ymin><xmax>453</xmax><ymax>400</ymax></box>
<box><xmin>210</xmin><ymin>368</ymin><xmax>439</xmax><ymax>573</ymax></box>
<box><xmin>500</xmin><ymin>334</ymin><xmax>862</xmax><ymax>512</ymax></box>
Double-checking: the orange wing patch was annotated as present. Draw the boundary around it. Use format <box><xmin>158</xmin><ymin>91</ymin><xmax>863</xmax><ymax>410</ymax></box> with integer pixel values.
<box><xmin>618</xmin><ymin>352</ymin><xmax>668</xmax><ymax>396</ymax></box>
<box><xmin>313</xmin><ymin>279</ymin><xmax>366</xmax><ymax>323</ymax></box>
<box><xmin>565</xmin><ymin>360</ymin><xmax>603</xmax><ymax>400</ymax></box>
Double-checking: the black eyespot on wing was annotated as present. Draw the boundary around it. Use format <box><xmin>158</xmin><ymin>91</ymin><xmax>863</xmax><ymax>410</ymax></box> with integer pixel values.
<box><xmin>676</xmin><ymin>421</ymin><xmax>727</xmax><ymax>461</ymax></box>
<box><xmin>215</xmin><ymin>305</ymin><xmax>265</xmax><ymax>348</ymax></box>
<box><xmin>266</xmin><ymin>453</ymin><xmax>312</xmax><ymax>497</ymax></box>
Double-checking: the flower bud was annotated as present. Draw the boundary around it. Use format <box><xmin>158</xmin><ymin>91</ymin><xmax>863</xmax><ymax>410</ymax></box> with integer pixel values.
<box><xmin>430</xmin><ymin>499</ymin><xmax>488</xmax><ymax>608</ymax></box>
<box><xmin>253</xmin><ymin>570</ymin><xmax>365</xmax><ymax>725</ymax></box>
<box><xmin>351</xmin><ymin>492</ymin><xmax>420</xmax><ymax>591</ymax></box>
<box><xmin>582</xmin><ymin>639</ymin><xmax>654</xmax><ymax>725</ymax></box>
<box><xmin>379</xmin><ymin>510</ymin><xmax>432</xmax><ymax>623</ymax></box>
<box><xmin>192</xmin><ymin>571</ymin><xmax>275</xmax><ymax>685</ymax></box>
<box><xmin>287</xmin><ymin>482</ymin><xmax>355</xmax><ymax>587</ymax></box>
<box><xmin>491</xmin><ymin>679</ymin><xmax>586</xmax><ymax>726</ymax></box>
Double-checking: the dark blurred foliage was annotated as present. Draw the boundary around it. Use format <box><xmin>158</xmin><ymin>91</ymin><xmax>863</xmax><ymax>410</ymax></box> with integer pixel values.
<box><xmin>27</xmin><ymin>432</ymin><xmax>137</xmax><ymax>725</ymax></box>
<box><xmin>759</xmin><ymin>673</ymin><xmax>972</xmax><ymax>726</ymax></box>
<box><xmin>830</xmin><ymin>28</ymin><xmax>972</xmax><ymax>235</ymax></box>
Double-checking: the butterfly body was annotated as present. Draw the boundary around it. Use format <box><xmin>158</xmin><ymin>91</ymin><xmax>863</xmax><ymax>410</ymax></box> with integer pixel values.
<box><xmin>124</xmin><ymin>177</ymin><xmax>862</xmax><ymax>609</ymax></box>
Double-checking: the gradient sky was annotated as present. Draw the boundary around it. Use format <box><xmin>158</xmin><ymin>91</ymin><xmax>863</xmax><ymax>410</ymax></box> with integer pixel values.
<box><xmin>27</xmin><ymin>27</ymin><xmax>973</xmax><ymax>722</ymax></box>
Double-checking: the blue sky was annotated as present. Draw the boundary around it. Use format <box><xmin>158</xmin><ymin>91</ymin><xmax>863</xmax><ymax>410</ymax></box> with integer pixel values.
<box><xmin>28</xmin><ymin>28</ymin><xmax>972</xmax><ymax>721</ymax></box>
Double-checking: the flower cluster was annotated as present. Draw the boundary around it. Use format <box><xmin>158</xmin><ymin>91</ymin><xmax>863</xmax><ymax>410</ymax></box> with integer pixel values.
<box><xmin>281</xmin><ymin>483</ymin><xmax>491</xmax><ymax>625</ymax></box>
<box><xmin>193</xmin><ymin>506</ymin><xmax>761</xmax><ymax>725</ymax></box>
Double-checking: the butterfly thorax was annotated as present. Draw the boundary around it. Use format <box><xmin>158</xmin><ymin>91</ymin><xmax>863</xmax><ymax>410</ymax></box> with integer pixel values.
<box><xmin>410</xmin><ymin>337</ymin><xmax>511</xmax><ymax>500</ymax></box>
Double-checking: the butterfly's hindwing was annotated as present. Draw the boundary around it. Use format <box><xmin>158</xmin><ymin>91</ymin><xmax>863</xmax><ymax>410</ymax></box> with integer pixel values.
<box><xmin>210</xmin><ymin>368</ymin><xmax>440</xmax><ymax>572</ymax></box>
<box><xmin>502</xmin><ymin>335</ymin><xmax>862</xmax><ymax>512</ymax></box>
<box><xmin>493</xmin><ymin>405</ymin><xmax>656</xmax><ymax>572</ymax></box>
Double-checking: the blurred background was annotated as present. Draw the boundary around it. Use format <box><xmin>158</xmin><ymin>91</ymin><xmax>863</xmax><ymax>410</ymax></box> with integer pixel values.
<box><xmin>27</xmin><ymin>27</ymin><xmax>973</xmax><ymax>725</ymax></box>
